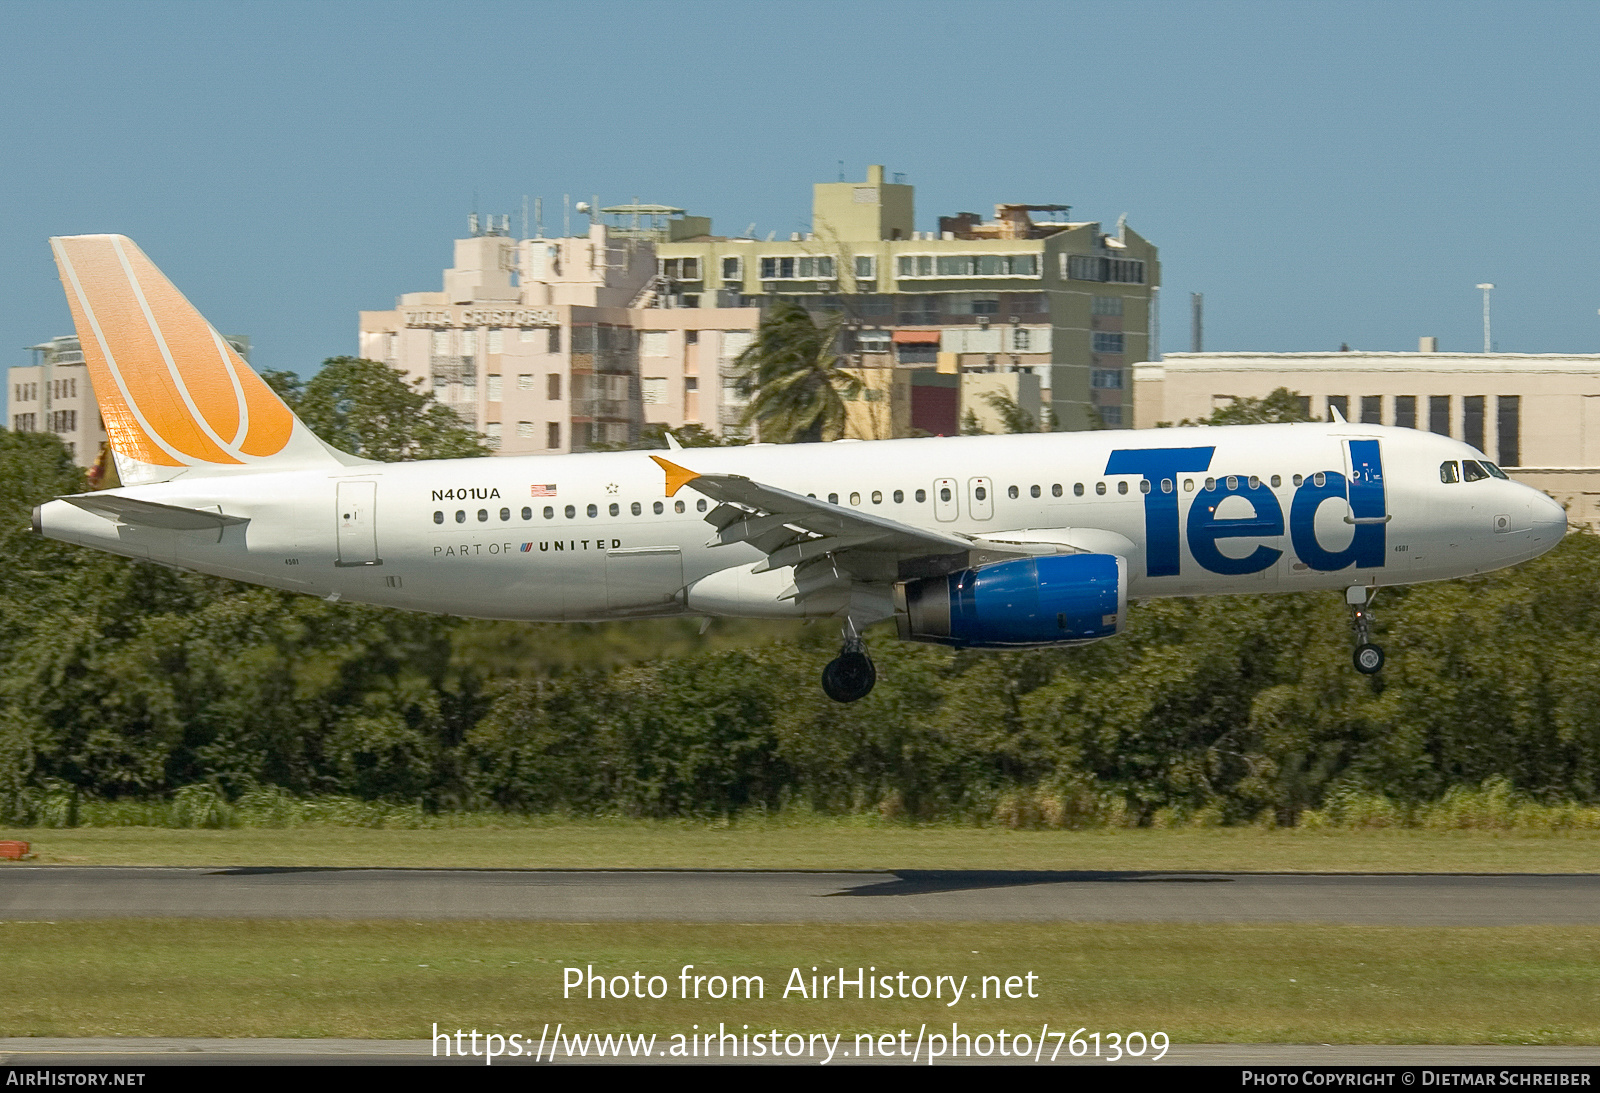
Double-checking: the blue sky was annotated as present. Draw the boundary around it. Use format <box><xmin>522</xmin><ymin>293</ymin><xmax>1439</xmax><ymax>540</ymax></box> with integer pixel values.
<box><xmin>3</xmin><ymin>0</ymin><xmax>1598</xmax><ymax>403</ymax></box>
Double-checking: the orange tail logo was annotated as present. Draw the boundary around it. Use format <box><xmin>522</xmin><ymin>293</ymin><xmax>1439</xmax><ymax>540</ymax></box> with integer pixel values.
<box><xmin>50</xmin><ymin>235</ymin><xmax>297</xmax><ymax>468</ymax></box>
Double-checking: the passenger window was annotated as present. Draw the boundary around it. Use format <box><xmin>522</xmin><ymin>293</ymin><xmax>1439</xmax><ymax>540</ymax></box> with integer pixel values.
<box><xmin>1226</xmin><ymin>476</ymin><xmax>1238</xmax><ymax>490</ymax></box>
<box><xmin>631</xmin><ymin>502</ymin><xmax>641</xmax><ymax>515</ymax></box>
<box><xmin>871</xmin><ymin>491</ymin><xmax>882</xmax><ymax>504</ymax></box>
<box><xmin>586</xmin><ymin>504</ymin><xmax>598</xmax><ymax>518</ymax></box>
<box><xmin>653</xmin><ymin>501</ymin><xmax>664</xmax><ymax>514</ymax></box>
<box><xmin>433</xmin><ymin>511</ymin><xmax>444</xmax><ymax>524</ymax></box>
<box><xmin>1293</xmin><ymin>474</ymin><xmax>1303</xmax><ymax>487</ymax></box>
<box><xmin>828</xmin><ymin>493</ymin><xmax>839</xmax><ymax>504</ymax></box>
<box><xmin>1270</xmin><ymin>475</ymin><xmax>1281</xmax><ymax>488</ymax></box>
<box><xmin>1006</xmin><ymin>485</ymin><xmax>1018</xmax><ymax>499</ymax></box>
<box><xmin>1117</xmin><ymin>481</ymin><xmax>1128</xmax><ymax>495</ymax></box>
<box><xmin>976</xmin><ymin>486</ymin><xmax>987</xmax><ymax>500</ymax></box>
<box><xmin>1075</xmin><ymin>483</ymin><xmax>1085</xmax><ymax>496</ymax></box>
<box><xmin>1030</xmin><ymin>485</ymin><xmax>1041</xmax><ymax>498</ymax></box>
<box><xmin>544</xmin><ymin>506</ymin><xmax>554</xmax><ymax>519</ymax></box>
<box><xmin>674</xmin><ymin>500</ymin><xmax>685</xmax><ymax>514</ymax></box>
<box><xmin>1139</xmin><ymin>480</ymin><xmax>1151</xmax><ymax>494</ymax></box>
<box><xmin>522</xmin><ymin>507</ymin><xmax>532</xmax><ymax>520</ymax></box>
<box><xmin>500</xmin><ymin>507</ymin><xmax>511</xmax><ymax>521</ymax></box>
<box><xmin>849</xmin><ymin>492</ymin><xmax>861</xmax><ymax>505</ymax></box>
<box><xmin>1161</xmin><ymin>478</ymin><xmax>1174</xmax><ymax>494</ymax></box>
<box><xmin>1440</xmin><ymin>462</ymin><xmax>1460</xmax><ymax>484</ymax></box>
<box><xmin>697</xmin><ymin>499</ymin><xmax>707</xmax><ymax>511</ymax></box>
<box><xmin>1313</xmin><ymin>472</ymin><xmax>1326</xmax><ymax>487</ymax></box>
<box><xmin>915</xmin><ymin>489</ymin><xmax>927</xmax><ymax>502</ymax></box>
<box><xmin>940</xmin><ymin>487</ymin><xmax>951</xmax><ymax>502</ymax></box>
<box><xmin>1462</xmin><ymin>460</ymin><xmax>1489</xmax><ymax>482</ymax></box>
<box><xmin>609</xmin><ymin>503</ymin><xmax>620</xmax><ymax>516</ymax></box>
<box><xmin>1248</xmin><ymin>476</ymin><xmax>1259</xmax><ymax>489</ymax></box>
<box><xmin>565</xmin><ymin>505</ymin><xmax>576</xmax><ymax>518</ymax></box>
<box><xmin>1204</xmin><ymin>478</ymin><xmax>1216</xmax><ymax>491</ymax></box>
<box><xmin>1095</xmin><ymin>482</ymin><xmax>1107</xmax><ymax>496</ymax></box>
<box><xmin>456</xmin><ymin>510</ymin><xmax>466</xmax><ymax>523</ymax></box>
<box><xmin>1052</xmin><ymin>484</ymin><xmax>1062</xmax><ymax>497</ymax></box>
<box><xmin>893</xmin><ymin>490</ymin><xmax>904</xmax><ymax>503</ymax></box>
<box><xmin>478</xmin><ymin>509</ymin><xmax>489</xmax><ymax>522</ymax></box>
<box><xmin>1183</xmin><ymin>479</ymin><xmax>1194</xmax><ymax>492</ymax></box>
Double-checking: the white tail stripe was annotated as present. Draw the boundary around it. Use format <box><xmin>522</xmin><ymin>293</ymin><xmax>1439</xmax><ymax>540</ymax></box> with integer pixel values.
<box><xmin>110</xmin><ymin>237</ymin><xmax>248</xmax><ymax>464</ymax></box>
<box><xmin>52</xmin><ymin>239</ymin><xmax>200</xmax><ymax>468</ymax></box>
<box><xmin>210</xmin><ymin>328</ymin><xmax>251</xmax><ymax>449</ymax></box>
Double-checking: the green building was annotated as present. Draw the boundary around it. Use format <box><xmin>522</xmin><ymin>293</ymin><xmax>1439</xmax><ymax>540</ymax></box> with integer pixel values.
<box><xmin>651</xmin><ymin>165</ymin><xmax>1159</xmax><ymax>430</ymax></box>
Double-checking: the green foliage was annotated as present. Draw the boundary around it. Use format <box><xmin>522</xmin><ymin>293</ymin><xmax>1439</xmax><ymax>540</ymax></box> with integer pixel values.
<box><xmin>731</xmin><ymin>301</ymin><xmax>861</xmax><ymax>443</ymax></box>
<box><xmin>1167</xmin><ymin>387</ymin><xmax>1315</xmax><ymax>427</ymax></box>
<box><xmin>266</xmin><ymin>357</ymin><xmax>491</xmax><ymax>461</ymax></box>
<box><xmin>981</xmin><ymin>390</ymin><xmax>1038</xmax><ymax>434</ymax></box>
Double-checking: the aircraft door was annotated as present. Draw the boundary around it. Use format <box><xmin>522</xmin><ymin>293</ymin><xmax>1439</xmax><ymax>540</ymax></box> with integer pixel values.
<box><xmin>335</xmin><ymin>480</ymin><xmax>381</xmax><ymax>567</ymax></box>
<box><xmin>968</xmin><ymin>477</ymin><xmax>994</xmax><ymax>521</ymax></box>
<box><xmin>933</xmin><ymin>478</ymin><xmax>959</xmax><ymax>522</ymax></box>
<box><xmin>606</xmin><ymin>545</ymin><xmax>685</xmax><ymax>612</ymax></box>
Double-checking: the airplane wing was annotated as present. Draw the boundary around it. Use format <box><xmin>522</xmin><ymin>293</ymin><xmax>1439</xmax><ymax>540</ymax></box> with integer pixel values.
<box><xmin>652</xmin><ymin>455</ymin><xmax>977</xmax><ymax>596</ymax></box>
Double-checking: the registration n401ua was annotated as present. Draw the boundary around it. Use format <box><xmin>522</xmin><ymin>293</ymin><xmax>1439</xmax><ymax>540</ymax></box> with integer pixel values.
<box><xmin>34</xmin><ymin>235</ymin><xmax>1568</xmax><ymax>701</ymax></box>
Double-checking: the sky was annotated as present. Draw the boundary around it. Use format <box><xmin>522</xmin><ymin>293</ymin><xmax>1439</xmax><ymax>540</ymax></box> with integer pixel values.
<box><xmin>3</xmin><ymin>0</ymin><xmax>1599</xmax><ymax>416</ymax></box>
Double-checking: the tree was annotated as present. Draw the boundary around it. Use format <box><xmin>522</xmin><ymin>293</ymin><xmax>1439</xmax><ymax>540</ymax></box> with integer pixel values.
<box><xmin>264</xmin><ymin>357</ymin><xmax>491</xmax><ymax>462</ymax></box>
<box><xmin>1167</xmin><ymin>387</ymin><xmax>1314</xmax><ymax>427</ymax></box>
<box><xmin>981</xmin><ymin>390</ymin><xmax>1038</xmax><ymax>434</ymax></box>
<box><xmin>731</xmin><ymin>301</ymin><xmax>862</xmax><ymax>443</ymax></box>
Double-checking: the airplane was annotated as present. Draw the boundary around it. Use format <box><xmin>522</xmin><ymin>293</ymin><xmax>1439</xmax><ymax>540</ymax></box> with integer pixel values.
<box><xmin>33</xmin><ymin>235</ymin><xmax>1569</xmax><ymax>702</ymax></box>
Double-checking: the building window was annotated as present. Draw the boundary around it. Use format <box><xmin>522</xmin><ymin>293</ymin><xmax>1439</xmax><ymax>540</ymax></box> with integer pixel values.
<box><xmin>856</xmin><ymin>331</ymin><xmax>891</xmax><ymax>353</ymax></box>
<box><xmin>547</xmin><ymin>422</ymin><xmax>561</xmax><ymax>449</ymax></box>
<box><xmin>1091</xmin><ymin>369</ymin><xmax>1123</xmax><ymax>389</ymax></box>
<box><xmin>484</xmin><ymin>422</ymin><xmax>501</xmax><ymax>449</ymax></box>
<box><xmin>639</xmin><ymin>331</ymin><xmax>670</xmax><ymax>357</ymax></box>
<box><xmin>854</xmin><ymin>255</ymin><xmax>875</xmax><ymax>280</ymax></box>
<box><xmin>487</xmin><ymin>329</ymin><xmax>503</xmax><ymax>354</ymax></box>
<box><xmin>1065</xmin><ymin>254</ymin><xmax>1146</xmax><ymax>284</ymax></box>
<box><xmin>642</xmin><ymin>378</ymin><xmax>667</xmax><ymax>405</ymax></box>
<box><xmin>1430</xmin><ymin>395</ymin><xmax>1451</xmax><ymax>436</ymax></box>
<box><xmin>1497</xmin><ymin>395</ymin><xmax>1521</xmax><ymax>466</ymax></box>
<box><xmin>661</xmin><ymin>257</ymin><xmax>700</xmax><ymax>281</ymax></box>
<box><xmin>548</xmin><ymin>374</ymin><xmax>562</xmax><ymax>401</ymax></box>
<box><xmin>520</xmin><ymin>328</ymin><xmax>537</xmax><ymax>342</ymax></box>
<box><xmin>721</xmin><ymin>256</ymin><xmax>742</xmax><ymax>283</ymax></box>
<box><xmin>518</xmin><ymin>374</ymin><xmax>535</xmax><ymax>390</ymax></box>
<box><xmin>487</xmin><ymin>375</ymin><xmax>502</xmax><ymax>402</ymax></box>
<box><xmin>1091</xmin><ymin>332</ymin><xmax>1125</xmax><ymax>354</ymax></box>
<box><xmin>1098</xmin><ymin>406</ymin><xmax>1123</xmax><ymax>427</ymax></box>
<box><xmin>461</xmin><ymin>330</ymin><xmax>478</xmax><ymax>357</ymax></box>
<box><xmin>1091</xmin><ymin>295</ymin><xmax>1124</xmax><ymax>316</ymax></box>
<box><xmin>517</xmin><ymin>421</ymin><xmax>535</xmax><ymax>438</ymax></box>
<box><xmin>970</xmin><ymin>298</ymin><xmax>1000</xmax><ymax>315</ymax></box>
<box><xmin>897</xmin><ymin>254</ymin><xmax>1040</xmax><ymax>279</ymax></box>
<box><xmin>685</xmin><ymin>377</ymin><xmax>698</xmax><ymax>392</ymax></box>
<box><xmin>1394</xmin><ymin>395</ymin><xmax>1416</xmax><ymax>429</ymax></box>
<box><xmin>547</xmin><ymin>327</ymin><xmax>561</xmax><ymax>354</ymax></box>
<box><xmin>1361</xmin><ymin>395</ymin><xmax>1383</xmax><ymax>424</ymax></box>
<box><xmin>431</xmin><ymin>330</ymin><xmax>450</xmax><ymax>356</ymax></box>
<box><xmin>896</xmin><ymin>343</ymin><xmax>938</xmax><ymax>364</ymax></box>
<box><xmin>1463</xmin><ymin>395</ymin><xmax>1485</xmax><ymax>452</ymax></box>
<box><xmin>1327</xmin><ymin>395</ymin><xmax>1349</xmax><ymax>422</ymax></box>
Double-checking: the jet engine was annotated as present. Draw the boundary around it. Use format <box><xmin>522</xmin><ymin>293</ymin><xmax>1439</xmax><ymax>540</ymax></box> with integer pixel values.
<box><xmin>895</xmin><ymin>552</ymin><xmax>1126</xmax><ymax>648</ymax></box>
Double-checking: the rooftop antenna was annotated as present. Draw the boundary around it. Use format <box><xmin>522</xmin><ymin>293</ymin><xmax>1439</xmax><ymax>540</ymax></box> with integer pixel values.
<box><xmin>1116</xmin><ymin>212</ymin><xmax>1127</xmax><ymax>242</ymax></box>
<box><xmin>521</xmin><ymin>196</ymin><xmax>529</xmax><ymax>240</ymax></box>
<box><xmin>563</xmin><ymin>194</ymin><xmax>570</xmax><ymax>238</ymax></box>
<box><xmin>535</xmin><ymin>197</ymin><xmax>543</xmax><ymax>239</ymax></box>
<box><xmin>743</xmin><ymin>222</ymin><xmax>756</xmax><ymax>238</ymax></box>
<box><xmin>838</xmin><ymin>159</ymin><xmax>845</xmax><ymax>181</ymax></box>
<box><xmin>633</xmin><ymin>195</ymin><xmax>641</xmax><ymax>235</ymax></box>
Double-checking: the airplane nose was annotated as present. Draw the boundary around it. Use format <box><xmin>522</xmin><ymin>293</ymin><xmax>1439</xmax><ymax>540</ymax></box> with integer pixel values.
<box><xmin>1527</xmin><ymin>491</ymin><xmax>1568</xmax><ymax>546</ymax></box>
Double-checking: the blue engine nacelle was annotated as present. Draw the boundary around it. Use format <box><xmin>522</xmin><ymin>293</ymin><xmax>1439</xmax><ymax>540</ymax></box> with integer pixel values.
<box><xmin>895</xmin><ymin>552</ymin><xmax>1127</xmax><ymax>648</ymax></box>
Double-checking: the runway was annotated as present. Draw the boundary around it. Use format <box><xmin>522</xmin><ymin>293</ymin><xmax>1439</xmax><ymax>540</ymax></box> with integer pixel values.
<box><xmin>5</xmin><ymin>866</ymin><xmax>1600</xmax><ymax>924</ymax></box>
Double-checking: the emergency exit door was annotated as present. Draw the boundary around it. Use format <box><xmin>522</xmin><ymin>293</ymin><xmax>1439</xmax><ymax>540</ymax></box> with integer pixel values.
<box><xmin>335</xmin><ymin>480</ymin><xmax>382</xmax><ymax>567</ymax></box>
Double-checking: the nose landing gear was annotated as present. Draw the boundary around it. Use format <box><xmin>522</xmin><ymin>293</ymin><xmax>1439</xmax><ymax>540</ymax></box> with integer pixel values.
<box><xmin>821</xmin><ymin>621</ymin><xmax>877</xmax><ymax>703</ymax></box>
<box><xmin>1347</xmin><ymin>586</ymin><xmax>1384</xmax><ymax>674</ymax></box>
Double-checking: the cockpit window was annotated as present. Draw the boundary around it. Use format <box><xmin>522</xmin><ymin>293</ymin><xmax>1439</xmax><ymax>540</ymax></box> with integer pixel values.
<box><xmin>1483</xmin><ymin>462</ymin><xmax>1509</xmax><ymax>479</ymax></box>
<box><xmin>1462</xmin><ymin>460</ymin><xmax>1489</xmax><ymax>482</ymax></box>
<box><xmin>1440</xmin><ymin>461</ymin><xmax>1460</xmax><ymax>484</ymax></box>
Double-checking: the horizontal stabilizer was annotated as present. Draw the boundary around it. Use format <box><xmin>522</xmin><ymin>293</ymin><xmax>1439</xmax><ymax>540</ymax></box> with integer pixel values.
<box><xmin>61</xmin><ymin>493</ymin><xmax>249</xmax><ymax>531</ymax></box>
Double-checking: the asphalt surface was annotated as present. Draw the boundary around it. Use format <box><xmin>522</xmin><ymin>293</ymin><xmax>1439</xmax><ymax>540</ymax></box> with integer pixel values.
<box><xmin>5</xmin><ymin>866</ymin><xmax>1600</xmax><ymax>924</ymax></box>
<box><xmin>0</xmin><ymin>1037</ymin><xmax>1597</xmax><ymax>1066</ymax></box>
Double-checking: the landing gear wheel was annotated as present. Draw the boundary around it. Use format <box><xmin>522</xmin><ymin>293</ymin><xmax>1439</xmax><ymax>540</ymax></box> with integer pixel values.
<box><xmin>1353</xmin><ymin>643</ymin><xmax>1385</xmax><ymax>675</ymax></box>
<box><xmin>822</xmin><ymin>650</ymin><xmax>876</xmax><ymax>703</ymax></box>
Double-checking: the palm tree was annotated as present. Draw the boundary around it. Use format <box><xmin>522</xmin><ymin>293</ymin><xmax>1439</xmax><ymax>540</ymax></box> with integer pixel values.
<box><xmin>731</xmin><ymin>300</ymin><xmax>862</xmax><ymax>443</ymax></box>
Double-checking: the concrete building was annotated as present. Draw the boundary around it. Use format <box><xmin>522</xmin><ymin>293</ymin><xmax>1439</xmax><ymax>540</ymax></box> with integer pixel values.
<box><xmin>1133</xmin><ymin>347</ymin><xmax>1600</xmax><ymax>527</ymax></box>
<box><xmin>654</xmin><ymin>164</ymin><xmax>1159</xmax><ymax>430</ymax></box>
<box><xmin>11</xmin><ymin>333</ymin><xmax>249</xmax><ymax>468</ymax></box>
<box><xmin>358</xmin><ymin>217</ymin><xmax>760</xmax><ymax>454</ymax></box>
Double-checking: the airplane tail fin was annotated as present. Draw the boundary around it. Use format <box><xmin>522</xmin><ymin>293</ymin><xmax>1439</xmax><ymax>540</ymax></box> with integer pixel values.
<box><xmin>49</xmin><ymin>234</ymin><xmax>357</xmax><ymax>484</ymax></box>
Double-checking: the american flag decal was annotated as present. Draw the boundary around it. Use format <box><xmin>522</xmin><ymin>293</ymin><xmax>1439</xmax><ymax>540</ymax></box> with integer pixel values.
<box><xmin>530</xmin><ymin>484</ymin><xmax>556</xmax><ymax>497</ymax></box>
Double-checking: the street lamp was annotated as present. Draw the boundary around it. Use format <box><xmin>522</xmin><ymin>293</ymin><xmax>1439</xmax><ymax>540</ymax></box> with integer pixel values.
<box><xmin>1476</xmin><ymin>283</ymin><xmax>1495</xmax><ymax>353</ymax></box>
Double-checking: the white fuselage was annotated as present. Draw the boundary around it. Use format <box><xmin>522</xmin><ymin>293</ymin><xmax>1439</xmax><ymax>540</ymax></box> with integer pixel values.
<box><xmin>37</xmin><ymin>424</ymin><xmax>1568</xmax><ymax>623</ymax></box>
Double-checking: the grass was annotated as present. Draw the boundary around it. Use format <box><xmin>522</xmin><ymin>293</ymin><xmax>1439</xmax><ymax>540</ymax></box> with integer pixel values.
<box><xmin>6</xmin><ymin>820</ymin><xmax>1600</xmax><ymax>872</ymax></box>
<box><xmin>2</xmin><ymin>919</ymin><xmax>1598</xmax><ymax>1044</ymax></box>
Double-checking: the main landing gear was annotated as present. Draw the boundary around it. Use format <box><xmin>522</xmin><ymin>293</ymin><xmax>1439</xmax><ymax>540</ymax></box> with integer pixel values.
<box><xmin>822</xmin><ymin>625</ymin><xmax>877</xmax><ymax>703</ymax></box>
<box><xmin>1347</xmin><ymin>586</ymin><xmax>1385</xmax><ymax>675</ymax></box>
